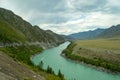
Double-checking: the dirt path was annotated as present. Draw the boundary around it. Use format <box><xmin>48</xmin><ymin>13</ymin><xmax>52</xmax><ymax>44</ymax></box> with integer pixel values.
<box><xmin>0</xmin><ymin>51</ymin><xmax>45</xmax><ymax>80</ymax></box>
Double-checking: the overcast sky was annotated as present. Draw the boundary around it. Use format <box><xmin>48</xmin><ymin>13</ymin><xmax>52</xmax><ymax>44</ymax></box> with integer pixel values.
<box><xmin>0</xmin><ymin>0</ymin><xmax>120</xmax><ymax>35</ymax></box>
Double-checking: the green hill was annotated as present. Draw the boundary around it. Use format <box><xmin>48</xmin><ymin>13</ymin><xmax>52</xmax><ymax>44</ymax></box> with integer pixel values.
<box><xmin>0</xmin><ymin>7</ymin><xmax>65</xmax><ymax>80</ymax></box>
<box><xmin>0</xmin><ymin>8</ymin><xmax>64</xmax><ymax>46</ymax></box>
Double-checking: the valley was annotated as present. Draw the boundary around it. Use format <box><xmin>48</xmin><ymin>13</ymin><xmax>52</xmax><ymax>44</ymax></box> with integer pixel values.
<box><xmin>0</xmin><ymin>3</ymin><xmax>120</xmax><ymax>80</ymax></box>
<box><xmin>32</xmin><ymin>42</ymin><xmax>120</xmax><ymax>80</ymax></box>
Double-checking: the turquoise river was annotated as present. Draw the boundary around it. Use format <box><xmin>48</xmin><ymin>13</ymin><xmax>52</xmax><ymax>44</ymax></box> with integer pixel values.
<box><xmin>32</xmin><ymin>42</ymin><xmax>120</xmax><ymax>80</ymax></box>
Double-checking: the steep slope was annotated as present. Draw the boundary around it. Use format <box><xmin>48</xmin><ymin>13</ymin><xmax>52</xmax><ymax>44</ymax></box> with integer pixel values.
<box><xmin>0</xmin><ymin>8</ymin><xmax>64</xmax><ymax>48</ymax></box>
<box><xmin>0</xmin><ymin>21</ymin><xmax>26</xmax><ymax>43</ymax></box>
<box><xmin>0</xmin><ymin>51</ymin><xmax>45</xmax><ymax>80</ymax></box>
<box><xmin>97</xmin><ymin>24</ymin><xmax>120</xmax><ymax>38</ymax></box>
<box><xmin>0</xmin><ymin>7</ymin><xmax>65</xmax><ymax>80</ymax></box>
<box><xmin>46</xmin><ymin>30</ymin><xmax>65</xmax><ymax>44</ymax></box>
<box><xmin>68</xmin><ymin>28</ymin><xmax>105</xmax><ymax>39</ymax></box>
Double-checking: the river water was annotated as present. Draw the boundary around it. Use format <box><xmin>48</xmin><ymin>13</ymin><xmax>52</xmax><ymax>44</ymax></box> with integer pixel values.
<box><xmin>32</xmin><ymin>42</ymin><xmax>120</xmax><ymax>80</ymax></box>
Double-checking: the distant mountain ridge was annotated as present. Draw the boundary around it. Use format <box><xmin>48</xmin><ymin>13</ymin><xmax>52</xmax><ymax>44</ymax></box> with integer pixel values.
<box><xmin>68</xmin><ymin>25</ymin><xmax>120</xmax><ymax>40</ymax></box>
<box><xmin>97</xmin><ymin>24</ymin><xmax>120</xmax><ymax>38</ymax></box>
<box><xmin>68</xmin><ymin>28</ymin><xmax>105</xmax><ymax>39</ymax></box>
<box><xmin>0</xmin><ymin>8</ymin><xmax>65</xmax><ymax>48</ymax></box>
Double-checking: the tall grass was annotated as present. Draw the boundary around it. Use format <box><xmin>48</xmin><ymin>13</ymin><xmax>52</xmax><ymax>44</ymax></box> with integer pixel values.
<box><xmin>63</xmin><ymin>39</ymin><xmax>120</xmax><ymax>72</ymax></box>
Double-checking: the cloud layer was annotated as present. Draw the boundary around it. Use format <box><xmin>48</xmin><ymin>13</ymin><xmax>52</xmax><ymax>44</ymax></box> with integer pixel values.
<box><xmin>0</xmin><ymin>0</ymin><xmax>120</xmax><ymax>35</ymax></box>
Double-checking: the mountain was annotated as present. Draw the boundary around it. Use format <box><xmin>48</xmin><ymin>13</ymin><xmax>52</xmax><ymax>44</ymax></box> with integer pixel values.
<box><xmin>68</xmin><ymin>28</ymin><xmax>105</xmax><ymax>39</ymax></box>
<box><xmin>0</xmin><ymin>7</ymin><xmax>65</xmax><ymax>80</ymax></box>
<box><xmin>68</xmin><ymin>25</ymin><xmax>120</xmax><ymax>40</ymax></box>
<box><xmin>0</xmin><ymin>8</ymin><xmax>65</xmax><ymax>48</ymax></box>
<box><xmin>97</xmin><ymin>24</ymin><xmax>120</xmax><ymax>38</ymax></box>
<box><xmin>45</xmin><ymin>30</ymin><xmax>65</xmax><ymax>44</ymax></box>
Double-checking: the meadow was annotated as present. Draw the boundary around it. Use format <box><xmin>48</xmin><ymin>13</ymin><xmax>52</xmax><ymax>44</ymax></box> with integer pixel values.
<box><xmin>63</xmin><ymin>38</ymin><xmax>120</xmax><ymax>72</ymax></box>
<box><xmin>75</xmin><ymin>38</ymin><xmax>120</xmax><ymax>51</ymax></box>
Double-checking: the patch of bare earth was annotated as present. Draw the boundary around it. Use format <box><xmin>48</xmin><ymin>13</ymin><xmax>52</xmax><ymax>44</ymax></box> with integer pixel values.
<box><xmin>0</xmin><ymin>51</ymin><xmax>45</xmax><ymax>80</ymax></box>
<box><xmin>72</xmin><ymin>45</ymin><xmax>120</xmax><ymax>64</ymax></box>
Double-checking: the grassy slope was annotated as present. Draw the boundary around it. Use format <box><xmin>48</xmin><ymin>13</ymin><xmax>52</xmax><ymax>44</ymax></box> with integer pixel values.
<box><xmin>0</xmin><ymin>8</ymin><xmax>65</xmax><ymax>44</ymax></box>
<box><xmin>0</xmin><ymin>8</ymin><xmax>65</xmax><ymax>80</ymax></box>
<box><xmin>63</xmin><ymin>38</ymin><xmax>120</xmax><ymax>72</ymax></box>
<box><xmin>0</xmin><ymin>51</ymin><xmax>45</xmax><ymax>80</ymax></box>
<box><xmin>0</xmin><ymin>45</ymin><xmax>63</xmax><ymax>80</ymax></box>
<box><xmin>0</xmin><ymin>21</ymin><xmax>26</xmax><ymax>43</ymax></box>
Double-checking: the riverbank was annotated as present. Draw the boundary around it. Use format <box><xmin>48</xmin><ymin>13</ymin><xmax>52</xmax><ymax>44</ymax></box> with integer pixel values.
<box><xmin>31</xmin><ymin>41</ymin><xmax>65</xmax><ymax>62</ymax></box>
<box><xmin>0</xmin><ymin>45</ymin><xmax>64</xmax><ymax>80</ymax></box>
<box><xmin>62</xmin><ymin>40</ymin><xmax>120</xmax><ymax>74</ymax></box>
<box><xmin>61</xmin><ymin>53</ymin><xmax>120</xmax><ymax>75</ymax></box>
<box><xmin>0</xmin><ymin>51</ymin><xmax>45</xmax><ymax>80</ymax></box>
<box><xmin>32</xmin><ymin>41</ymin><xmax>120</xmax><ymax>80</ymax></box>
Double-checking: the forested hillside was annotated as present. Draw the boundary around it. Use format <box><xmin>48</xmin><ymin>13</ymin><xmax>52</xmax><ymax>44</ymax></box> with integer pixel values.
<box><xmin>0</xmin><ymin>8</ymin><xmax>64</xmax><ymax>48</ymax></box>
<box><xmin>0</xmin><ymin>7</ymin><xmax>65</xmax><ymax>80</ymax></box>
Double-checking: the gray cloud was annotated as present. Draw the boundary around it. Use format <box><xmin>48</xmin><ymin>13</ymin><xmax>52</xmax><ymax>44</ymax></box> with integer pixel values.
<box><xmin>2</xmin><ymin>0</ymin><xmax>69</xmax><ymax>24</ymax></box>
<box><xmin>0</xmin><ymin>0</ymin><xmax>120</xmax><ymax>34</ymax></box>
<box><xmin>9</xmin><ymin>0</ymin><xmax>67</xmax><ymax>13</ymax></box>
<box><xmin>29</xmin><ymin>12</ymin><xmax>69</xmax><ymax>24</ymax></box>
<box><xmin>70</xmin><ymin>0</ymin><xmax>107</xmax><ymax>12</ymax></box>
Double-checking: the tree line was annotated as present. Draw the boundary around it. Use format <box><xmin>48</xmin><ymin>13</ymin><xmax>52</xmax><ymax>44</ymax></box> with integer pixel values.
<box><xmin>39</xmin><ymin>61</ymin><xmax>64</xmax><ymax>80</ymax></box>
<box><xmin>62</xmin><ymin>43</ymin><xmax>120</xmax><ymax>72</ymax></box>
